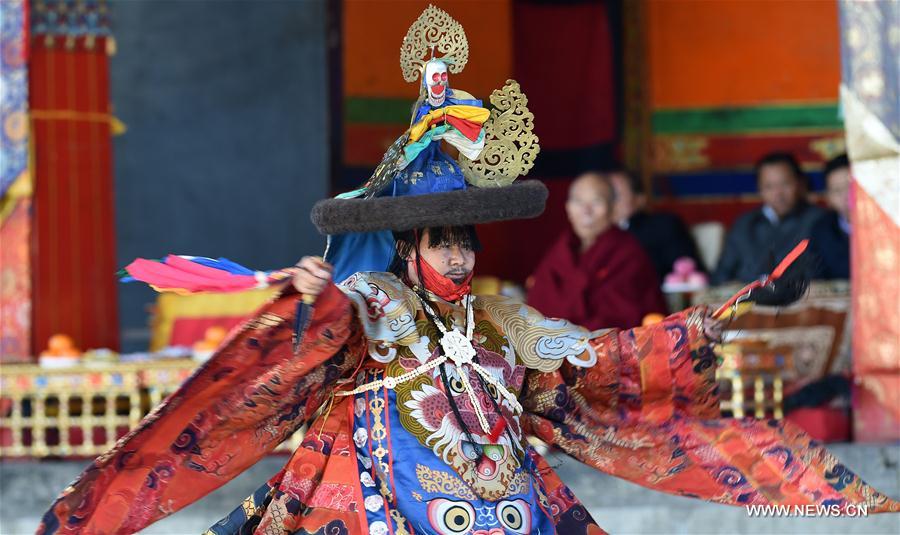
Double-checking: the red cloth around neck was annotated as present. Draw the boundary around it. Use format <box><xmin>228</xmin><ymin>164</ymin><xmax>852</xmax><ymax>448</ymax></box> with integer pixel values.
<box><xmin>411</xmin><ymin>256</ymin><xmax>473</xmax><ymax>302</ymax></box>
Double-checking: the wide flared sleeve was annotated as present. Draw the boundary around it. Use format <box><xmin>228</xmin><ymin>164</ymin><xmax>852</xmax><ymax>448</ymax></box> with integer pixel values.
<box><xmin>520</xmin><ymin>306</ymin><xmax>900</xmax><ymax>513</ymax></box>
<box><xmin>38</xmin><ymin>283</ymin><xmax>366</xmax><ymax>535</ymax></box>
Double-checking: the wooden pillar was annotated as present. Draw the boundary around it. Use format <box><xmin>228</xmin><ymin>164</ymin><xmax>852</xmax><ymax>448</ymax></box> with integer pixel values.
<box><xmin>29</xmin><ymin>0</ymin><xmax>119</xmax><ymax>355</ymax></box>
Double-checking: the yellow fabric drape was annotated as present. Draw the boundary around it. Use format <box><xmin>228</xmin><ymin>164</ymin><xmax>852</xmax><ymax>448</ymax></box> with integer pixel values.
<box><xmin>407</xmin><ymin>105</ymin><xmax>490</xmax><ymax>143</ymax></box>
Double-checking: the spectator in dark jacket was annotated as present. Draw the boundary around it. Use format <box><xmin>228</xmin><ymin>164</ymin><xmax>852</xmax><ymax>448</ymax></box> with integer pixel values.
<box><xmin>809</xmin><ymin>154</ymin><xmax>851</xmax><ymax>279</ymax></box>
<box><xmin>712</xmin><ymin>152</ymin><xmax>823</xmax><ymax>284</ymax></box>
<box><xmin>608</xmin><ymin>169</ymin><xmax>704</xmax><ymax>279</ymax></box>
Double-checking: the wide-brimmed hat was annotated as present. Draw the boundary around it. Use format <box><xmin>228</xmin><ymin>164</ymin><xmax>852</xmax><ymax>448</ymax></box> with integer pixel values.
<box><xmin>311</xmin><ymin>179</ymin><xmax>547</xmax><ymax>235</ymax></box>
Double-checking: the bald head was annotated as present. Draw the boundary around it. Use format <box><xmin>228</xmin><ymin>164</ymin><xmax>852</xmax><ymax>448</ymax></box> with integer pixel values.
<box><xmin>566</xmin><ymin>172</ymin><xmax>615</xmax><ymax>249</ymax></box>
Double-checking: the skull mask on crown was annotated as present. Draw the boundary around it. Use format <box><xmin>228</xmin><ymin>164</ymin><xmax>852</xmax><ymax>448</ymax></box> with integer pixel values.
<box><xmin>423</xmin><ymin>59</ymin><xmax>449</xmax><ymax>107</ymax></box>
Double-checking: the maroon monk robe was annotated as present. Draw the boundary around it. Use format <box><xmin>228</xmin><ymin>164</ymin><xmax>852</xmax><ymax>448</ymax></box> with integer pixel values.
<box><xmin>527</xmin><ymin>227</ymin><xmax>667</xmax><ymax>330</ymax></box>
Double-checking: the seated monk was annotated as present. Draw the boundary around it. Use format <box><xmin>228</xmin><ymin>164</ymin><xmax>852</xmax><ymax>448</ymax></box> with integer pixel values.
<box><xmin>527</xmin><ymin>172</ymin><xmax>667</xmax><ymax>329</ymax></box>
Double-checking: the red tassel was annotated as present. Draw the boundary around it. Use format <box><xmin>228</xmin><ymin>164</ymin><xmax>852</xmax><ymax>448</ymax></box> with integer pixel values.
<box><xmin>713</xmin><ymin>239</ymin><xmax>810</xmax><ymax>318</ymax></box>
<box><xmin>766</xmin><ymin>239</ymin><xmax>808</xmax><ymax>282</ymax></box>
<box><xmin>488</xmin><ymin>417</ymin><xmax>506</xmax><ymax>443</ymax></box>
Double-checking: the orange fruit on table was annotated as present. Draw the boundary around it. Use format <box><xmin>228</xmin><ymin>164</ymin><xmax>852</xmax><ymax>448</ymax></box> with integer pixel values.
<box><xmin>193</xmin><ymin>325</ymin><xmax>228</xmax><ymax>351</ymax></box>
<box><xmin>42</xmin><ymin>334</ymin><xmax>82</xmax><ymax>357</ymax></box>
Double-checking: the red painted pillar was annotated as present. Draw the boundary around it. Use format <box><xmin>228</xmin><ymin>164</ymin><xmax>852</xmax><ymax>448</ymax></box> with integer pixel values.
<box><xmin>29</xmin><ymin>32</ymin><xmax>119</xmax><ymax>354</ymax></box>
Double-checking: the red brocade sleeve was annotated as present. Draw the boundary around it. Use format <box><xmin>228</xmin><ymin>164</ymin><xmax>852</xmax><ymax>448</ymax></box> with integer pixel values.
<box><xmin>521</xmin><ymin>306</ymin><xmax>900</xmax><ymax>512</ymax></box>
<box><xmin>38</xmin><ymin>283</ymin><xmax>366</xmax><ymax>535</ymax></box>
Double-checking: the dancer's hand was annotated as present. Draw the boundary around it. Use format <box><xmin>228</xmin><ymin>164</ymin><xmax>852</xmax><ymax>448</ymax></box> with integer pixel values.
<box><xmin>291</xmin><ymin>256</ymin><xmax>333</xmax><ymax>300</ymax></box>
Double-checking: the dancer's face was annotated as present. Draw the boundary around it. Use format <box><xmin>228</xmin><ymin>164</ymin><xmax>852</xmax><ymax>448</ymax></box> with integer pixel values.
<box><xmin>407</xmin><ymin>229</ymin><xmax>476</xmax><ymax>285</ymax></box>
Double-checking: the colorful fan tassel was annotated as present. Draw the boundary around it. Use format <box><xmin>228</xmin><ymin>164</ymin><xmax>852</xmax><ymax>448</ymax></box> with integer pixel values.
<box><xmin>120</xmin><ymin>255</ymin><xmax>292</xmax><ymax>295</ymax></box>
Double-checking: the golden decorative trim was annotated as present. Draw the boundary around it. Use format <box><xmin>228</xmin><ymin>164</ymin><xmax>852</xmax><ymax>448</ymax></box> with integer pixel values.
<box><xmin>400</xmin><ymin>5</ymin><xmax>469</xmax><ymax>83</ymax></box>
<box><xmin>31</xmin><ymin>109</ymin><xmax>113</xmax><ymax>123</ymax></box>
<box><xmin>415</xmin><ymin>463</ymin><xmax>476</xmax><ymax>500</ymax></box>
<box><xmin>460</xmin><ymin>80</ymin><xmax>540</xmax><ymax>187</ymax></box>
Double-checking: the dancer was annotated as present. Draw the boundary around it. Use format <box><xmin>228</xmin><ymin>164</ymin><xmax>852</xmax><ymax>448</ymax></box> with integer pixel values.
<box><xmin>40</xmin><ymin>6</ymin><xmax>897</xmax><ymax>535</ymax></box>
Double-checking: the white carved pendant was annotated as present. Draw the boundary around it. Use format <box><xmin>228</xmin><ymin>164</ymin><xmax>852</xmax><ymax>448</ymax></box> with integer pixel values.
<box><xmin>440</xmin><ymin>329</ymin><xmax>476</xmax><ymax>366</ymax></box>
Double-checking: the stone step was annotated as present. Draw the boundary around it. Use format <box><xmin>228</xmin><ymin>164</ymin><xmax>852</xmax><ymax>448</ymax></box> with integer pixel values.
<box><xmin>1</xmin><ymin>444</ymin><xmax>897</xmax><ymax>534</ymax></box>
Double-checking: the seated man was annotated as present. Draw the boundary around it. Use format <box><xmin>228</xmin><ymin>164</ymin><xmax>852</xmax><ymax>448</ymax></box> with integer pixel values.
<box><xmin>608</xmin><ymin>168</ymin><xmax>704</xmax><ymax>278</ymax></box>
<box><xmin>712</xmin><ymin>152</ymin><xmax>823</xmax><ymax>284</ymax></box>
<box><xmin>527</xmin><ymin>172</ymin><xmax>667</xmax><ymax>329</ymax></box>
<box><xmin>809</xmin><ymin>154</ymin><xmax>851</xmax><ymax>279</ymax></box>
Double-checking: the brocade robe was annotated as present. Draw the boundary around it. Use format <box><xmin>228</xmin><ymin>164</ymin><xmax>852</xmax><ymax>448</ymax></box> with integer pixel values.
<box><xmin>39</xmin><ymin>272</ymin><xmax>898</xmax><ymax>535</ymax></box>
